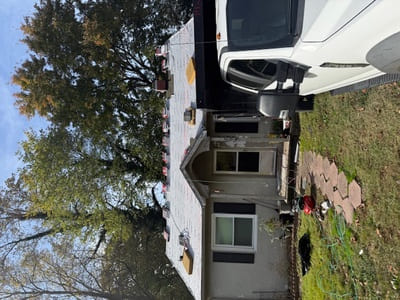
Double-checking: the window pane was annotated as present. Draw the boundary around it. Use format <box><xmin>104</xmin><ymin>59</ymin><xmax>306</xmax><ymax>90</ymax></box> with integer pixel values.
<box><xmin>215</xmin><ymin>122</ymin><xmax>258</xmax><ymax>133</ymax></box>
<box><xmin>215</xmin><ymin>217</ymin><xmax>233</xmax><ymax>245</ymax></box>
<box><xmin>238</xmin><ymin>152</ymin><xmax>259</xmax><ymax>172</ymax></box>
<box><xmin>216</xmin><ymin>152</ymin><xmax>237</xmax><ymax>171</ymax></box>
<box><xmin>234</xmin><ymin>218</ymin><xmax>253</xmax><ymax>246</ymax></box>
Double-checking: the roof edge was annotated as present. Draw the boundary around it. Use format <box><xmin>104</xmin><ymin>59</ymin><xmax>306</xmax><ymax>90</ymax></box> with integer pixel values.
<box><xmin>180</xmin><ymin>130</ymin><xmax>210</xmax><ymax>207</ymax></box>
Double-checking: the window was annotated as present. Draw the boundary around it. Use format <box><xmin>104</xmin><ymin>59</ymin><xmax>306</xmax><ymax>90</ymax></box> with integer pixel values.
<box><xmin>212</xmin><ymin>213</ymin><xmax>257</xmax><ymax>252</ymax></box>
<box><xmin>215</xmin><ymin>150</ymin><xmax>276</xmax><ymax>175</ymax></box>
<box><xmin>214</xmin><ymin>121</ymin><xmax>258</xmax><ymax>133</ymax></box>
<box><xmin>215</xmin><ymin>151</ymin><xmax>260</xmax><ymax>173</ymax></box>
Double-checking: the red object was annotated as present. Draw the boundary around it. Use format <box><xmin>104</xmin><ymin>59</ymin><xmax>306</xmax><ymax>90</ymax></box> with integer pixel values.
<box><xmin>154</xmin><ymin>79</ymin><xmax>167</xmax><ymax>92</ymax></box>
<box><xmin>162</xmin><ymin>166</ymin><xmax>168</xmax><ymax>176</ymax></box>
<box><xmin>303</xmin><ymin>195</ymin><xmax>316</xmax><ymax>215</ymax></box>
<box><xmin>162</xmin><ymin>183</ymin><xmax>168</xmax><ymax>193</ymax></box>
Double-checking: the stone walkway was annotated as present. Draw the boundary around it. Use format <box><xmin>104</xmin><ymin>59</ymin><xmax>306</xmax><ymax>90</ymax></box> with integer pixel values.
<box><xmin>297</xmin><ymin>151</ymin><xmax>362</xmax><ymax>224</ymax></box>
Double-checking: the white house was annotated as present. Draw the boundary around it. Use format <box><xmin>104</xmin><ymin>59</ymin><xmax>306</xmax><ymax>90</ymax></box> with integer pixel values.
<box><xmin>161</xmin><ymin>19</ymin><xmax>292</xmax><ymax>300</ymax></box>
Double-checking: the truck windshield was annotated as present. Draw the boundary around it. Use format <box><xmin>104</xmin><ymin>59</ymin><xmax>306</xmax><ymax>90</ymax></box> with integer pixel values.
<box><xmin>227</xmin><ymin>0</ymin><xmax>298</xmax><ymax>50</ymax></box>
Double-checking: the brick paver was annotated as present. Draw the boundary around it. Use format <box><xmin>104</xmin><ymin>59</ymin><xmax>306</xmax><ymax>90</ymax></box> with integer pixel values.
<box><xmin>322</xmin><ymin>158</ymin><xmax>331</xmax><ymax>180</ymax></box>
<box><xmin>311</xmin><ymin>154</ymin><xmax>323</xmax><ymax>177</ymax></box>
<box><xmin>320</xmin><ymin>177</ymin><xmax>328</xmax><ymax>196</ymax></box>
<box><xmin>302</xmin><ymin>151</ymin><xmax>313</xmax><ymax>170</ymax></box>
<box><xmin>313</xmin><ymin>174</ymin><xmax>323</xmax><ymax>189</ymax></box>
<box><xmin>325</xmin><ymin>182</ymin><xmax>334</xmax><ymax>202</ymax></box>
<box><xmin>332</xmin><ymin>190</ymin><xmax>343</xmax><ymax>207</ymax></box>
<box><xmin>337</xmin><ymin>172</ymin><xmax>348</xmax><ymax>198</ymax></box>
<box><xmin>341</xmin><ymin>199</ymin><xmax>354</xmax><ymax>224</ymax></box>
<box><xmin>348</xmin><ymin>180</ymin><xmax>362</xmax><ymax>209</ymax></box>
<box><xmin>299</xmin><ymin>158</ymin><xmax>310</xmax><ymax>178</ymax></box>
<box><xmin>299</xmin><ymin>152</ymin><xmax>363</xmax><ymax>225</ymax></box>
<box><xmin>327</xmin><ymin>162</ymin><xmax>338</xmax><ymax>187</ymax></box>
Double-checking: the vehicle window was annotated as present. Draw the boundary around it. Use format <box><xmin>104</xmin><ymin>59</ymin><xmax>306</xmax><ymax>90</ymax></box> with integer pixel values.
<box><xmin>226</xmin><ymin>59</ymin><xmax>277</xmax><ymax>90</ymax></box>
<box><xmin>227</xmin><ymin>0</ymin><xmax>296</xmax><ymax>50</ymax></box>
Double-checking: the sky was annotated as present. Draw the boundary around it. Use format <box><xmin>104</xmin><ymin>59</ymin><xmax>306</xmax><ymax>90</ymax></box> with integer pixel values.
<box><xmin>0</xmin><ymin>0</ymin><xmax>48</xmax><ymax>188</ymax></box>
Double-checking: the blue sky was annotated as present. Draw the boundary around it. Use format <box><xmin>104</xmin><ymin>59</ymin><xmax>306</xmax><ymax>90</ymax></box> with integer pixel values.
<box><xmin>0</xmin><ymin>0</ymin><xmax>48</xmax><ymax>187</ymax></box>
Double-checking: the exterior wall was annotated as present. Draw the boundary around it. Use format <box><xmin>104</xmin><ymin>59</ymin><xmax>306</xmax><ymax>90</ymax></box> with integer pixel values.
<box><xmin>189</xmin><ymin>113</ymin><xmax>289</xmax><ymax>299</ymax></box>
<box><xmin>205</xmin><ymin>198</ymin><xmax>289</xmax><ymax>299</ymax></box>
<box><xmin>208</xmin><ymin>113</ymin><xmax>284</xmax><ymax>138</ymax></box>
<box><xmin>192</xmin><ymin>113</ymin><xmax>286</xmax><ymax>203</ymax></box>
<box><xmin>192</xmin><ymin>150</ymin><xmax>278</xmax><ymax>202</ymax></box>
<box><xmin>210</xmin><ymin>138</ymin><xmax>281</xmax><ymax>199</ymax></box>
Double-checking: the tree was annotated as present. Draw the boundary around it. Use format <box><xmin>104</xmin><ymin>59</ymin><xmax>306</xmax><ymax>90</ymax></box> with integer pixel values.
<box><xmin>0</xmin><ymin>175</ymin><xmax>53</xmax><ymax>263</ymax></box>
<box><xmin>12</xmin><ymin>0</ymin><xmax>191</xmax><ymax>128</ymax></box>
<box><xmin>9</xmin><ymin>0</ymin><xmax>193</xmax><ymax>251</ymax></box>
<box><xmin>12</xmin><ymin>0</ymin><xmax>186</xmax><ymax>183</ymax></box>
<box><xmin>0</xmin><ymin>237</ymin><xmax>143</xmax><ymax>299</ymax></box>
<box><xmin>100</xmin><ymin>224</ymin><xmax>193</xmax><ymax>300</ymax></box>
<box><xmin>0</xmin><ymin>128</ymin><xmax>190</xmax><ymax>298</ymax></box>
<box><xmin>0</xmin><ymin>175</ymin><xmax>190</xmax><ymax>299</ymax></box>
<box><xmin>0</xmin><ymin>172</ymin><xmax>127</xmax><ymax>264</ymax></box>
<box><xmin>18</xmin><ymin>126</ymin><xmax>139</xmax><ymax>240</ymax></box>
<box><xmin>4</xmin><ymin>0</ymin><xmax>194</xmax><ymax>298</ymax></box>
<box><xmin>0</xmin><ymin>219</ymin><xmax>192</xmax><ymax>300</ymax></box>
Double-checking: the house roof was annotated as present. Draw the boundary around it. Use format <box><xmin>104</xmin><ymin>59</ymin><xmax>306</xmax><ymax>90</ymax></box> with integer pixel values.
<box><xmin>163</xmin><ymin>19</ymin><xmax>204</xmax><ymax>300</ymax></box>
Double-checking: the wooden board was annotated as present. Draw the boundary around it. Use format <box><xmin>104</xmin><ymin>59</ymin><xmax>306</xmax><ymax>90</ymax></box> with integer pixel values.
<box><xmin>186</xmin><ymin>57</ymin><xmax>196</xmax><ymax>85</ymax></box>
<box><xmin>182</xmin><ymin>249</ymin><xmax>193</xmax><ymax>275</ymax></box>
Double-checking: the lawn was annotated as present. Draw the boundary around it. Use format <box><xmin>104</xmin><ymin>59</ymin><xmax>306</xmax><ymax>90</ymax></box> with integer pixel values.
<box><xmin>298</xmin><ymin>82</ymin><xmax>400</xmax><ymax>299</ymax></box>
<box><xmin>298</xmin><ymin>209</ymin><xmax>356</xmax><ymax>299</ymax></box>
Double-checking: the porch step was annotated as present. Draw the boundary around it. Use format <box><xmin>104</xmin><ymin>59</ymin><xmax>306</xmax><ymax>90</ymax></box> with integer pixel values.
<box><xmin>279</xmin><ymin>200</ymin><xmax>292</xmax><ymax>215</ymax></box>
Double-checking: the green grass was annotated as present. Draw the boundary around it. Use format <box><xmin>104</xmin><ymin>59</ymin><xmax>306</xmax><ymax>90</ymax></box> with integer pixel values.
<box><xmin>299</xmin><ymin>83</ymin><xmax>400</xmax><ymax>299</ymax></box>
<box><xmin>298</xmin><ymin>210</ymin><xmax>355</xmax><ymax>299</ymax></box>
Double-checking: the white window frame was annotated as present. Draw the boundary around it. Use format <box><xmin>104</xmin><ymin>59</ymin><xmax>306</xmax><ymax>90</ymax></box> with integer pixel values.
<box><xmin>211</xmin><ymin>213</ymin><xmax>257</xmax><ymax>253</ymax></box>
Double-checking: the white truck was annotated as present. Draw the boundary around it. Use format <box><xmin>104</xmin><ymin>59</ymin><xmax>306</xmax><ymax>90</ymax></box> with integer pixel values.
<box><xmin>215</xmin><ymin>0</ymin><xmax>400</xmax><ymax>118</ymax></box>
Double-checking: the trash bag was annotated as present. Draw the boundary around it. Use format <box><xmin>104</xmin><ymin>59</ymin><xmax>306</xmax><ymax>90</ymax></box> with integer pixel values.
<box><xmin>298</xmin><ymin>233</ymin><xmax>312</xmax><ymax>275</ymax></box>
